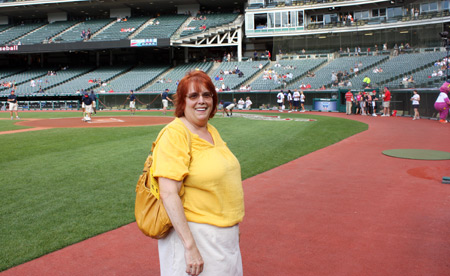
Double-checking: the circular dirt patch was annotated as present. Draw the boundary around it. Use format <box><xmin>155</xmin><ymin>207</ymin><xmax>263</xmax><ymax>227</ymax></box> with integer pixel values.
<box><xmin>15</xmin><ymin>116</ymin><xmax>174</xmax><ymax>129</ymax></box>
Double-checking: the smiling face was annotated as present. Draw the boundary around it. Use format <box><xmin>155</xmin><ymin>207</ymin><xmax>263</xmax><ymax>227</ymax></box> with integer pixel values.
<box><xmin>183</xmin><ymin>83</ymin><xmax>213</xmax><ymax>128</ymax></box>
<box><xmin>174</xmin><ymin>71</ymin><xmax>218</xmax><ymax>121</ymax></box>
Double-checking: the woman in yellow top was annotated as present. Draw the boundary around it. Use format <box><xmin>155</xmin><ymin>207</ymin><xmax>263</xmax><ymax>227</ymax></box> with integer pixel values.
<box><xmin>152</xmin><ymin>70</ymin><xmax>245</xmax><ymax>276</ymax></box>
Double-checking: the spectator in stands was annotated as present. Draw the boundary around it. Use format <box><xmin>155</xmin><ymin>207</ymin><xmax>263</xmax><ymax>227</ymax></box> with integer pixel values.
<box><xmin>363</xmin><ymin>76</ymin><xmax>371</xmax><ymax>88</ymax></box>
<box><xmin>393</xmin><ymin>44</ymin><xmax>399</xmax><ymax>56</ymax></box>
<box><xmin>215</xmin><ymin>75</ymin><xmax>220</xmax><ymax>81</ymax></box>
<box><xmin>331</xmin><ymin>72</ymin><xmax>337</xmax><ymax>83</ymax></box>
<box><xmin>299</xmin><ymin>82</ymin><xmax>307</xmax><ymax>89</ymax></box>
<box><xmin>254</xmin><ymin>51</ymin><xmax>258</xmax><ymax>61</ymax></box>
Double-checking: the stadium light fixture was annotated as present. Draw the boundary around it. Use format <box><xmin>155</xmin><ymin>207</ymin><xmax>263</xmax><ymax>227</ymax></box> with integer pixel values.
<box><xmin>364</xmin><ymin>33</ymin><xmax>373</xmax><ymax>36</ymax></box>
<box><xmin>400</xmin><ymin>30</ymin><xmax>408</xmax><ymax>34</ymax></box>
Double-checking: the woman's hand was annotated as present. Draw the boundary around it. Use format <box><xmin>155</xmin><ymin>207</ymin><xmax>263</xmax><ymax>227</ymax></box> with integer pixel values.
<box><xmin>184</xmin><ymin>245</ymin><xmax>204</xmax><ymax>276</ymax></box>
<box><xmin>159</xmin><ymin>177</ymin><xmax>204</xmax><ymax>275</ymax></box>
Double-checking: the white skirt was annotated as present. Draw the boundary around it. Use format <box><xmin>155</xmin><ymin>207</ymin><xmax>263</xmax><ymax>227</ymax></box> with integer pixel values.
<box><xmin>158</xmin><ymin>222</ymin><xmax>242</xmax><ymax>276</ymax></box>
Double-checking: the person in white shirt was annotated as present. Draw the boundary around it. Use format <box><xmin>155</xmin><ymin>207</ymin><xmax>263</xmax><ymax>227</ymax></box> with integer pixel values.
<box><xmin>276</xmin><ymin>91</ymin><xmax>284</xmax><ymax>112</ymax></box>
<box><xmin>237</xmin><ymin>98</ymin><xmax>245</xmax><ymax>109</ymax></box>
<box><xmin>300</xmin><ymin>91</ymin><xmax>306</xmax><ymax>112</ymax></box>
<box><xmin>287</xmin><ymin>90</ymin><xmax>293</xmax><ymax>112</ymax></box>
<box><xmin>410</xmin><ymin>90</ymin><xmax>420</xmax><ymax>120</ymax></box>
<box><xmin>293</xmin><ymin>89</ymin><xmax>300</xmax><ymax>112</ymax></box>
<box><xmin>245</xmin><ymin>97</ymin><xmax>252</xmax><ymax>110</ymax></box>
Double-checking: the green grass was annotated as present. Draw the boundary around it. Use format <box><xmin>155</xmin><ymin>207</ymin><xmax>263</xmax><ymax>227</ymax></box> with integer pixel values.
<box><xmin>0</xmin><ymin>111</ymin><xmax>367</xmax><ymax>271</ymax></box>
<box><xmin>0</xmin><ymin>120</ymin><xmax>32</xmax><ymax>132</ymax></box>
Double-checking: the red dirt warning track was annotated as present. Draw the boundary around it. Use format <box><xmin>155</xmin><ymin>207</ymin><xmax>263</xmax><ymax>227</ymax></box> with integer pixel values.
<box><xmin>15</xmin><ymin>116</ymin><xmax>174</xmax><ymax>129</ymax></box>
<box><xmin>2</xmin><ymin>113</ymin><xmax>450</xmax><ymax>276</ymax></box>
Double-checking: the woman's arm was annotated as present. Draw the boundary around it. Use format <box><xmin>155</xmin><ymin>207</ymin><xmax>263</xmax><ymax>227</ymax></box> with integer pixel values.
<box><xmin>159</xmin><ymin>177</ymin><xmax>204</xmax><ymax>276</ymax></box>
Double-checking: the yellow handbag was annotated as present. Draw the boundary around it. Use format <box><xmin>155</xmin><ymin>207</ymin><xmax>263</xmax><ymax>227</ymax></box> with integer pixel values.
<box><xmin>135</xmin><ymin>123</ymin><xmax>191</xmax><ymax>239</ymax></box>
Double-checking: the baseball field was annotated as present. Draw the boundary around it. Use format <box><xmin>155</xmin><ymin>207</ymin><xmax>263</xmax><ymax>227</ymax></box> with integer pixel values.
<box><xmin>0</xmin><ymin>110</ymin><xmax>367</xmax><ymax>271</ymax></box>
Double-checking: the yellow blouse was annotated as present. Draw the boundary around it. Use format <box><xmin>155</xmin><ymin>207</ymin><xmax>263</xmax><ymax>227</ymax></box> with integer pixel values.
<box><xmin>152</xmin><ymin>118</ymin><xmax>244</xmax><ymax>227</ymax></box>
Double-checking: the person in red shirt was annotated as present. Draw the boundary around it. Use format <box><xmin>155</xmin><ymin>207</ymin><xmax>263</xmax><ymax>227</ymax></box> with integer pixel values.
<box><xmin>345</xmin><ymin>90</ymin><xmax>353</xmax><ymax>115</ymax></box>
<box><xmin>382</xmin><ymin>87</ymin><xmax>391</xmax><ymax>116</ymax></box>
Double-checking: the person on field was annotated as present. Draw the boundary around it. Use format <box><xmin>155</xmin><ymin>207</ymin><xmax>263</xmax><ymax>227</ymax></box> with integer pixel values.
<box><xmin>7</xmin><ymin>90</ymin><xmax>20</xmax><ymax>120</ymax></box>
<box><xmin>410</xmin><ymin>90</ymin><xmax>420</xmax><ymax>120</ymax></box>
<box><xmin>434</xmin><ymin>81</ymin><xmax>450</xmax><ymax>123</ymax></box>
<box><xmin>222</xmin><ymin>98</ymin><xmax>236</xmax><ymax>117</ymax></box>
<box><xmin>89</xmin><ymin>90</ymin><xmax>97</xmax><ymax>114</ymax></box>
<box><xmin>277</xmin><ymin>90</ymin><xmax>284</xmax><ymax>112</ymax></box>
<box><xmin>345</xmin><ymin>90</ymin><xmax>353</xmax><ymax>115</ymax></box>
<box><xmin>382</xmin><ymin>87</ymin><xmax>391</xmax><ymax>117</ymax></box>
<box><xmin>161</xmin><ymin>88</ymin><xmax>173</xmax><ymax>115</ymax></box>
<box><xmin>81</xmin><ymin>92</ymin><xmax>93</xmax><ymax>122</ymax></box>
<box><xmin>153</xmin><ymin>70</ymin><xmax>244</xmax><ymax>276</ymax></box>
<box><xmin>127</xmin><ymin>90</ymin><xmax>136</xmax><ymax>115</ymax></box>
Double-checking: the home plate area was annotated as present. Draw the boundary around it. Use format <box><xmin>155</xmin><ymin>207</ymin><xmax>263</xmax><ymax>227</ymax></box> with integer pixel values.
<box><xmin>16</xmin><ymin>116</ymin><xmax>174</xmax><ymax>128</ymax></box>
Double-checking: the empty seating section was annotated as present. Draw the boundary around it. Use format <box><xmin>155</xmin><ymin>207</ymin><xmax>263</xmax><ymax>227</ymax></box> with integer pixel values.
<box><xmin>0</xmin><ymin>25</ymin><xmax>11</xmax><ymax>33</ymax></box>
<box><xmin>211</xmin><ymin>61</ymin><xmax>269</xmax><ymax>90</ymax></box>
<box><xmin>55</xmin><ymin>19</ymin><xmax>113</xmax><ymax>43</ymax></box>
<box><xmin>143</xmin><ymin>62</ymin><xmax>212</xmax><ymax>92</ymax></box>
<box><xmin>12</xmin><ymin>67</ymin><xmax>93</xmax><ymax>94</ymax></box>
<box><xmin>133</xmin><ymin>15</ymin><xmax>188</xmax><ymax>39</ymax></box>
<box><xmin>350</xmin><ymin>52</ymin><xmax>447</xmax><ymax>88</ymax></box>
<box><xmin>180</xmin><ymin>13</ymin><xmax>238</xmax><ymax>37</ymax></box>
<box><xmin>249</xmin><ymin>59</ymin><xmax>325</xmax><ymax>90</ymax></box>
<box><xmin>20</xmin><ymin>21</ymin><xmax>77</xmax><ymax>45</ymax></box>
<box><xmin>288</xmin><ymin>55</ymin><xmax>386</xmax><ymax>89</ymax></box>
<box><xmin>0</xmin><ymin>68</ymin><xmax>23</xmax><ymax>79</ymax></box>
<box><xmin>90</xmin><ymin>17</ymin><xmax>150</xmax><ymax>41</ymax></box>
<box><xmin>101</xmin><ymin>65</ymin><xmax>169</xmax><ymax>93</ymax></box>
<box><xmin>0</xmin><ymin>68</ymin><xmax>51</xmax><ymax>95</ymax></box>
<box><xmin>0</xmin><ymin>23</ymin><xmax>44</xmax><ymax>45</ymax></box>
<box><xmin>46</xmin><ymin>66</ymin><xmax>131</xmax><ymax>95</ymax></box>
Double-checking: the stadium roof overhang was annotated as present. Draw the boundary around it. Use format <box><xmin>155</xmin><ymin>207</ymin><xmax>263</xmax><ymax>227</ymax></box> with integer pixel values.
<box><xmin>0</xmin><ymin>0</ymin><xmax>246</xmax><ymax>19</ymax></box>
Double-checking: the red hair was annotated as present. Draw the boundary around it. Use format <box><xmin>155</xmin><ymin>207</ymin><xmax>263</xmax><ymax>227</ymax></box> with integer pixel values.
<box><xmin>174</xmin><ymin>70</ymin><xmax>218</xmax><ymax>118</ymax></box>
